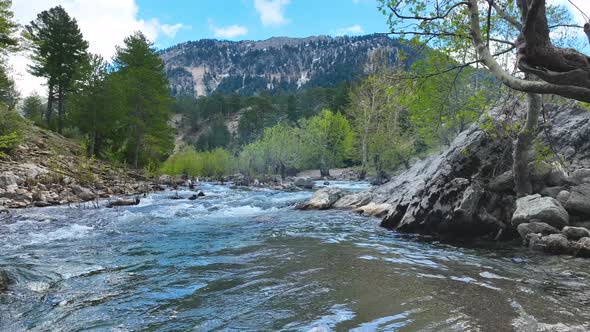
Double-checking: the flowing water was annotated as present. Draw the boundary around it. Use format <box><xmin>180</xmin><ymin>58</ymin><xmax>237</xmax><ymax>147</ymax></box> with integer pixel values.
<box><xmin>1</xmin><ymin>182</ymin><xmax>590</xmax><ymax>331</ymax></box>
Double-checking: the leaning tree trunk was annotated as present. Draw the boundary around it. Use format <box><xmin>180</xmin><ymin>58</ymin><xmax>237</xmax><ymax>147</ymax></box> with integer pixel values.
<box><xmin>513</xmin><ymin>93</ymin><xmax>541</xmax><ymax>197</ymax></box>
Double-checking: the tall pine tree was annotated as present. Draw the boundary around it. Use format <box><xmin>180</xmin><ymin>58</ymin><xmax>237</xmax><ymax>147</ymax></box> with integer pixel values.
<box><xmin>24</xmin><ymin>6</ymin><xmax>88</xmax><ymax>133</ymax></box>
<box><xmin>113</xmin><ymin>31</ymin><xmax>173</xmax><ymax>169</ymax></box>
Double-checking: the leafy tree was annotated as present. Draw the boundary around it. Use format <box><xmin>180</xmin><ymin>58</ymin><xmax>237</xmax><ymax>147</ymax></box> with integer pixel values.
<box><xmin>113</xmin><ymin>31</ymin><xmax>173</xmax><ymax>168</ymax></box>
<box><xmin>300</xmin><ymin>110</ymin><xmax>353</xmax><ymax>177</ymax></box>
<box><xmin>0</xmin><ymin>0</ymin><xmax>18</xmax><ymax>53</ymax></box>
<box><xmin>378</xmin><ymin>0</ymin><xmax>590</xmax><ymax>196</ymax></box>
<box><xmin>24</xmin><ymin>6</ymin><xmax>89</xmax><ymax>133</ymax></box>
<box><xmin>22</xmin><ymin>92</ymin><xmax>44</xmax><ymax>123</ymax></box>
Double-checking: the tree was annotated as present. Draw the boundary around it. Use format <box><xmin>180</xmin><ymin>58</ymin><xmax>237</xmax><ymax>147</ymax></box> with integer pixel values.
<box><xmin>22</xmin><ymin>92</ymin><xmax>44</xmax><ymax>123</ymax></box>
<box><xmin>113</xmin><ymin>31</ymin><xmax>173</xmax><ymax>168</ymax></box>
<box><xmin>0</xmin><ymin>0</ymin><xmax>18</xmax><ymax>53</ymax></box>
<box><xmin>300</xmin><ymin>110</ymin><xmax>353</xmax><ymax>177</ymax></box>
<box><xmin>378</xmin><ymin>0</ymin><xmax>589</xmax><ymax>197</ymax></box>
<box><xmin>24</xmin><ymin>6</ymin><xmax>89</xmax><ymax>133</ymax></box>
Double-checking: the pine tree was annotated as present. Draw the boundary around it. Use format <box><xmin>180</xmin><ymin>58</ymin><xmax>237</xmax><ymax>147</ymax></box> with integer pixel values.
<box><xmin>24</xmin><ymin>6</ymin><xmax>88</xmax><ymax>133</ymax></box>
<box><xmin>113</xmin><ymin>31</ymin><xmax>173</xmax><ymax>169</ymax></box>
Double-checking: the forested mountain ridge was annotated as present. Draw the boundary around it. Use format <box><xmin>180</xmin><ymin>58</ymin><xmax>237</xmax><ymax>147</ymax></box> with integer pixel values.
<box><xmin>161</xmin><ymin>34</ymin><xmax>411</xmax><ymax>97</ymax></box>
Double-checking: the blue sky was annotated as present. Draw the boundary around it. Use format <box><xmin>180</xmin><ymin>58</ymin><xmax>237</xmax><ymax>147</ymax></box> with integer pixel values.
<box><xmin>137</xmin><ymin>0</ymin><xmax>388</xmax><ymax>48</ymax></box>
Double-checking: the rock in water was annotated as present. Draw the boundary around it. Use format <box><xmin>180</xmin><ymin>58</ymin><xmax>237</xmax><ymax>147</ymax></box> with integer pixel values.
<box><xmin>576</xmin><ymin>237</ymin><xmax>590</xmax><ymax>257</ymax></box>
<box><xmin>0</xmin><ymin>270</ymin><xmax>8</xmax><ymax>291</ymax></box>
<box><xmin>562</xmin><ymin>226</ymin><xmax>590</xmax><ymax>240</ymax></box>
<box><xmin>530</xmin><ymin>234</ymin><xmax>574</xmax><ymax>255</ymax></box>
<box><xmin>70</xmin><ymin>185</ymin><xmax>95</xmax><ymax>202</ymax></box>
<box><xmin>512</xmin><ymin>195</ymin><xmax>569</xmax><ymax>229</ymax></box>
<box><xmin>297</xmin><ymin>188</ymin><xmax>348</xmax><ymax>210</ymax></box>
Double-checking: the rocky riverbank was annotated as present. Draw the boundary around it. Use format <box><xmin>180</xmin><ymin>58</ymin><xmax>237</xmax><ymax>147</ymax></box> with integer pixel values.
<box><xmin>298</xmin><ymin>101</ymin><xmax>590</xmax><ymax>256</ymax></box>
<box><xmin>0</xmin><ymin>126</ymin><xmax>156</xmax><ymax>209</ymax></box>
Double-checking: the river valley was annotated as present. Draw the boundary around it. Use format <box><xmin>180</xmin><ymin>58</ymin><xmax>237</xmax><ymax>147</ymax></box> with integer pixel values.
<box><xmin>1</xmin><ymin>182</ymin><xmax>590</xmax><ymax>331</ymax></box>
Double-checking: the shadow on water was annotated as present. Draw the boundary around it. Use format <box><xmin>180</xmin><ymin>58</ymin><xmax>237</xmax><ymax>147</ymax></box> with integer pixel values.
<box><xmin>1</xmin><ymin>182</ymin><xmax>590</xmax><ymax>331</ymax></box>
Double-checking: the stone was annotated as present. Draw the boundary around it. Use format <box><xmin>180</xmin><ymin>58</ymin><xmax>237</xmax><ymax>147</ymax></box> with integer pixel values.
<box><xmin>158</xmin><ymin>174</ymin><xmax>173</xmax><ymax>185</ymax></box>
<box><xmin>0</xmin><ymin>270</ymin><xmax>8</xmax><ymax>291</ymax></box>
<box><xmin>294</xmin><ymin>178</ymin><xmax>315</xmax><ymax>190</ymax></box>
<box><xmin>562</xmin><ymin>226</ymin><xmax>590</xmax><ymax>240</ymax></box>
<box><xmin>556</xmin><ymin>190</ymin><xmax>570</xmax><ymax>206</ymax></box>
<box><xmin>575</xmin><ymin>237</ymin><xmax>590</xmax><ymax>258</ymax></box>
<box><xmin>564</xmin><ymin>184</ymin><xmax>590</xmax><ymax>216</ymax></box>
<box><xmin>488</xmin><ymin>171</ymin><xmax>514</xmax><ymax>192</ymax></box>
<box><xmin>530</xmin><ymin>161</ymin><xmax>569</xmax><ymax>187</ymax></box>
<box><xmin>332</xmin><ymin>192</ymin><xmax>372</xmax><ymax>209</ymax></box>
<box><xmin>70</xmin><ymin>185</ymin><xmax>95</xmax><ymax>202</ymax></box>
<box><xmin>537</xmin><ymin>234</ymin><xmax>574</xmax><ymax>255</ymax></box>
<box><xmin>512</xmin><ymin>194</ymin><xmax>569</xmax><ymax>229</ymax></box>
<box><xmin>540</xmin><ymin>186</ymin><xmax>565</xmax><ymax>198</ymax></box>
<box><xmin>0</xmin><ymin>172</ymin><xmax>19</xmax><ymax>188</ymax></box>
<box><xmin>197</xmin><ymin>191</ymin><xmax>205</xmax><ymax>197</ymax></box>
<box><xmin>517</xmin><ymin>222</ymin><xmax>559</xmax><ymax>240</ymax></box>
<box><xmin>571</xmin><ymin>169</ymin><xmax>590</xmax><ymax>184</ymax></box>
<box><xmin>354</xmin><ymin>202</ymin><xmax>391</xmax><ymax>217</ymax></box>
<box><xmin>297</xmin><ymin>188</ymin><xmax>348</xmax><ymax>210</ymax></box>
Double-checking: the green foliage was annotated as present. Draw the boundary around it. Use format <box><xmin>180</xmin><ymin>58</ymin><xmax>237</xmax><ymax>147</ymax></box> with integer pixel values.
<box><xmin>0</xmin><ymin>105</ymin><xmax>22</xmax><ymax>158</ymax></box>
<box><xmin>113</xmin><ymin>31</ymin><xmax>174</xmax><ymax>168</ymax></box>
<box><xmin>22</xmin><ymin>93</ymin><xmax>44</xmax><ymax>124</ymax></box>
<box><xmin>299</xmin><ymin>109</ymin><xmax>354</xmax><ymax>176</ymax></box>
<box><xmin>160</xmin><ymin>148</ymin><xmax>232</xmax><ymax>178</ymax></box>
<box><xmin>24</xmin><ymin>5</ymin><xmax>89</xmax><ymax>133</ymax></box>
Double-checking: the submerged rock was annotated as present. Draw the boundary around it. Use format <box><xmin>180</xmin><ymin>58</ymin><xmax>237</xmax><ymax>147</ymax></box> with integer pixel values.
<box><xmin>512</xmin><ymin>195</ymin><xmax>569</xmax><ymax>229</ymax></box>
<box><xmin>297</xmin><ymin>188</ymin><xmax>348</xmax><ymax>210</ymax></box>
<box><xmin>529</xmin><ymin>233</ymin><xmax>574</xmax><ymax>255</ymax></box>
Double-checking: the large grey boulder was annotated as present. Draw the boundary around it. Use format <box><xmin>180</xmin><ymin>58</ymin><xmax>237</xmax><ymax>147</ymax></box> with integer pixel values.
<box><xmin>571</xmin><ymin>168</ymin><xmax>590</xmax><ymax>184</ymax></box>
<box><xmin>158</xmin><ymin>174</ymin><xmax>173</xmax><ymax>185</ymax></box>
<box><xmin>564</xmin><ymin>183</ymin><xmax>590</xmax><ymax>216</ymax></box>
<box><xmin>332</xmin><ymin>191</ymin><xmax>372</xmax><ymax>209</ymax></box>
<box><xmin>528</xmin><ymin>233</ymin><xmax>574</xmax><ymax>255</ymax></box>
<box><xmin>294</xmin><ymin>178</ymin><xmax>315</xmax><ymax>190</ymax></box>
<box><xmin>576</xmin><ymin>237</ymin><xmax>590</xmax><ymax>257</ymax></box>
<box><xmin>512</xmin><ymin>194</ymin><xmax>569</xmax><ymax>229</ymax></box>
<box><xmin>488</xmin><ymin>171</ymin><xmax>514</xmax><ymax>193</ymax></box>
<box><xmin>297</xmin><ymin>188</ymin><xmax>348</xmax><ymax>210</ymax></box>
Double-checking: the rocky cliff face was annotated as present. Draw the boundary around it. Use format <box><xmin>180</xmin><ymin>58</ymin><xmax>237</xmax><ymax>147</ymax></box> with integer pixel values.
<box><xmin>300</xmin><ymin>102</ymin><xmax>590</xmax><ymax>248</ymax></box>
<box><xmin>160</xmin><ymin>34</ymin><xmax>410</xmax><ymax>97</ymax></box>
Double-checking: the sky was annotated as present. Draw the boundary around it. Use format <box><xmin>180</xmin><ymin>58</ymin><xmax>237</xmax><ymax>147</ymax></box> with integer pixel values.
<box><xmin>8</xmin><ymin>0</ymin><xmax>590</xmax><ymax>97</ymax></box>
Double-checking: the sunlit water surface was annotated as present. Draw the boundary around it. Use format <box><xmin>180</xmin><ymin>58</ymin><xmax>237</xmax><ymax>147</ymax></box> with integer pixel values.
<box><xmin>1</xmin><ymin>182</ymin><xmax>590</xmax><ymax>331</ymax></box>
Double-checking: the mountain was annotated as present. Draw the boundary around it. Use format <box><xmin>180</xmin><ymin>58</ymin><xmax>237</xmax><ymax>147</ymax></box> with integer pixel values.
<box><xmin>160</xmin><ymin>34</ymin><xmax>412</xmax><ymax>97</ymax></box>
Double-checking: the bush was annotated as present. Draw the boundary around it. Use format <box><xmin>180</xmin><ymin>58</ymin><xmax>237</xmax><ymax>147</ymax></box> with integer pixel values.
<box><xmin>0</xmin><ymin>106</ymin><xmax>23</xmax><ymax>158</ymax></box>
<box><xmin>160</xmin><ymin>148</ymin><xmax>233</xmax><ymax>178</ymax></box>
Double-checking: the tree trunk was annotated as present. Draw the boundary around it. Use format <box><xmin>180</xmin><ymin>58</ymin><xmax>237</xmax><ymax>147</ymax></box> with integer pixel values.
<box><xmin>46</xmin><ymin>84</ymin><xmax>54</xmax><ymax>126</ymax></box>
<box><xmin>134</xmin><ymin>127</ymin><xmax>141</xmax><ymax>169</ymax></box>
<box><xmin>280</xmin><ymin>162</ymin><xmax>286</xmax><ymax>181</ymax></box>
<box><xmin>88</xmin><ymin>130</ymin><xmax>96</xmax><ymax>158</ymax></box>
<box><xmin>57</xmin><ymin>85</ymin><xmax>64</xmax><ymax>134</ymax></box>
<box><xmin>513</xmin><ymin>93</ymin><xmax>541</xmax><ymax>197</ymax></box>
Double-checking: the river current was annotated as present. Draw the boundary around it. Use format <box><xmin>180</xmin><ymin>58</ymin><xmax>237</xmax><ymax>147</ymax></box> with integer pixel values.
<box><xmin>1</xmin><ymin>182</ymin><xmax>590</xmax><ymax>331</ymax></box>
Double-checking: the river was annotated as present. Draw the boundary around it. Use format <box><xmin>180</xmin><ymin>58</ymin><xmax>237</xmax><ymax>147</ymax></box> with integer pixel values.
<box><xmin>1</xmin><ymin>182</ymin><xmax>590</xmax><ymax>331</ymax></box>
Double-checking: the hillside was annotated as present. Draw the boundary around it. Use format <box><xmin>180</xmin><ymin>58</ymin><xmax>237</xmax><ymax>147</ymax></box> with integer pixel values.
<box><xmin>0</xmin><ymin>123</ymin><xmax>153</xmax><ymax>209</ymax></box>
<box><xmin>161</xmin><ymin>34</ymin><xmax>412</xmax><ymax>97</ymax></box>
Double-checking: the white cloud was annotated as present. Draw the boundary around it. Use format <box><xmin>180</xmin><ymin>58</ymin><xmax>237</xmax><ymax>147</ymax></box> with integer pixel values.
<box><xmin>9</xmin><ymin>0</ymin><xmax>187</xmax><ymax>96</ymax></box>
<box><xmin>333</xmin><ymin>24</ymin><xmax>365</xmax><ymax>36</ymax></box>
<box><xmin>254</xmin><ymin>0</ymin><xmax>290</xmax><ymax>27</ymax></box>
<box><xmin>209</xmin><ymin>21</ymin><xmax>248</xmax><ymax>39</ymax></box>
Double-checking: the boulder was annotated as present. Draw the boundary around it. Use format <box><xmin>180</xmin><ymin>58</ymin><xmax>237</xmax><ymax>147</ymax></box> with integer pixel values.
<box><xmin>517</xmin><ymin>222</ymin><xmax>559</xmax><ymax>239</ymax></box>
<box><xmin>294</xmin><ymin>178</ymin><xmax>315</xmax><ymax>190</ymax></box>
<box><xmin>562</xmin><ymin>226</ymin><xmax>590</xmax><ymax>240</ymax></box>
<box><xmin>297</xmin><ymin>188</ymin><xmax>348</xmax><ymax>210</ymax></box>
<box><xmin>530</xmin><ymin>161</ymin><xmax>569</xmax><ymax>187</ymax></box>
<box><xmin>512</xmin><ymin>194</ymin><xmax>569</xmax><ymax>229</ymax></box>
<box><xmin>332</xmin><ymin>192</ymin><xmax>372</xmax><ymax>209</ymax></box>
<box><xmin>354</xmin><ymin>202</ymin><xmax>391</xmax><ymax>218</ymax></box>
<box><xmin>0</xmin><ymin>172</ymin><xmax>20</xmax><ymax>188</ymax></box>
<box><xmin>0</xmin><ymin>270</ymin><xmax>8</xmax><ymax>291</ymax></box>
<box><xmin>571</xmin><ymin>169</ymin><xmax>590</xmax><ymax>184</ymax></box>
<box><xmin>70</xmin><ymin>185</ymin><xmax>95</xmax><ymax>202</ymax></box>
<box><xmin>575</xmin><ymin>237</ymin><xmax>590</xmax><ymax>258</ymax></box>
<box><xmin>564</xmin><ymin>184</ymin><xmax>590</xmax><ymax>216</ymax></box>
<box><xmin>488</xmin><ymin>171</ymin><xmax>514</xmax><ymax>192</ymax></box>
<box><xmin>534</xmin><ymin>234</ymin><xmax>574</xmax><ymax>255</ymax></box>
<box><xmin>539</xmin><ymin>186</ymin><xmax>565</xmax><ymax>198</ymax></box>
<box><xmin>158</xmin><ymin>174</ymin><xmax>173</xmax><ymax>185</ymax></box>
<box><xmin>556</xmin><ymin>190</ymin><xmax>570</xmax><ymax>206</ymax></box>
